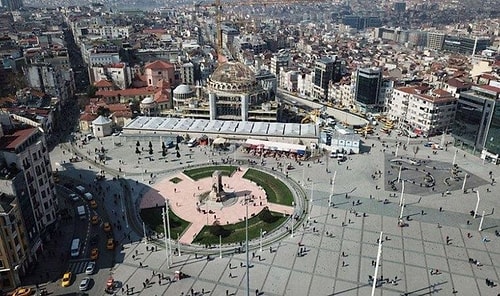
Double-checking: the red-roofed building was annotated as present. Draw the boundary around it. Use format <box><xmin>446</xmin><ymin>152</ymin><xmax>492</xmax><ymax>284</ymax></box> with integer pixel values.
<box><xmin>144</xmin><ymin>60</ymin><xmax>179</xmax><ymax>87</ymax></box>
<box><xmin>387</xmin><ymin>86</ymin><xmax>456</xmax><ymax>136</ymax></box>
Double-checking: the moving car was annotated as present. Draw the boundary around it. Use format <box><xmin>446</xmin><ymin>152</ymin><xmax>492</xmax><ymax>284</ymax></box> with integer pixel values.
<box><xmin>79</xmin><ymin>277</ymin><xmax>91</xmax><ymax>291</ymax></box>
<box><xmin>85</xmin><ymin>261</ymin><xmax>95</xmax><ymax>275</ymax></box>
<box><xmin>61</xmin><ymin>272</ymin><xmax>72</xmax><ymax>287</ymax></box>
<box><xmin>90</xmin><ymin>248</ymin><xmax>99</xmax><ymax>260</ymax></box>
<box><xmin>106</xmin><ymin>238</ymin><xmax>115</xmax><ymax>250</ymax></box>
<box><xmin>12</xmin><ymin>287</ymin><xmax>32</xmax><ymax>296</ymax></box>
<box><xmin>103</xmin><ymin>222</ymin><xmax>111</xmax><ymax>232</ymax></box>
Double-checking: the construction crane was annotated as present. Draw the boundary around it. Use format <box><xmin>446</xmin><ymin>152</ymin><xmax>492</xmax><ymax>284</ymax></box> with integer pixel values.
<box><xmin>195</xmin><ymin>0</ymin><xmax>329</xmax><ymax>62</ymax></box>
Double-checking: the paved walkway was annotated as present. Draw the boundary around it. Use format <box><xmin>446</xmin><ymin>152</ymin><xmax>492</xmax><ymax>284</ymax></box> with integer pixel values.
<box><xmin>47</xmin><ymin>131</ymin><xmax>500</xmax><ymax>295</ymax></box>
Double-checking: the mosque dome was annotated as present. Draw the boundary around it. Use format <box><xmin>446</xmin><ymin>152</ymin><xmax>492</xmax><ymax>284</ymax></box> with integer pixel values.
<box><xmin>141</xmin><ymin>97</ymin><xmax>155</xmax><ymax>104</ymax></box>
<box><xmin>207</xmin><ymin>61</ymin><xmax>259</xmax><ymax>93</ymax></box>
<box><xmin>173</xmin><ymin>84</ymin><xmax>193</xmax><ymax>95</ymax></box>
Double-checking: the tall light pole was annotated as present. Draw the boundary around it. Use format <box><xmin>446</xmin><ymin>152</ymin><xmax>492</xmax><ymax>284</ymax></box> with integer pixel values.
<box><xmin>479</xmin><ymin>210</ymin><xmax>486</xmax><ymax>231</ymax></box>
<box><xmin>371</xmin><ymin>232</ymin><xmax>383</xmax><ymax>296</ymax></box>
<box><xmin>259</xmin><ymin>228</ymin><xmax>263</xmax><ymax>252</ymax></box>
<box><xmin>462</xmin><ymin>174</ymin><xmax>468</xmax><ymax>191</ymax></box>
<box><xmin>399</xmin><ymin>180</ymin><xmax>405</xmax><ymax>207</ymax></box>
<box><xmin>245</xmin><ymin>197</ymin><xmax>250</xmax><ymax>296</ymax></box>
<box><xmin>310</xmin><ymin>181</ymin><xmax>314</xmax><ymax>203</ymax></box>
<box><xmin>395</xmin><ymin>143</ymin><xmax>399</xmax><ymax>158</ymax></box>
<box><xmin>162</xmin><ymin>206</ymin><xmax>170</xmax><ymax>268</ymax></box>
<box><xmin>219</xmin><ymin>235</ymin><xmax>222</xmax><ymax>258</ymax></box>
<box><xmin>474</xmin><ymin>190</ymin><xmax>480</xmax><ymax>219</ymax></box>
<box><xmin>329</xmin><ymin>171</ymin><xmax>337</xmax><ymax>206</ymax></box>
<box><xmin>165</xmin><ymin>201</ymin><xmax>172</xmax><ymax>266</ymax></box>
<box><xmin>397</xmin><ymin>165</ymin><xmax>402</xmax><ymax>183</ymax></box>
<box><xmin>399</xmin><ymin>198</ymin><xmax>405</xmax><ymax>220</ymax></box>
<box><xmin>453</xmin><ymin>149</ymin><xmax>458</xmax><ymax>166</ymax></box>
<box><xmin>143</xmin><ymin>222</ymin><xmax>147</xmax><ymax>245</ymax></box>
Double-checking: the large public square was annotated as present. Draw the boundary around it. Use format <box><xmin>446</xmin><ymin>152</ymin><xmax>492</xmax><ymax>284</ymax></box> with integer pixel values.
<box><xmin>44</xmin><ymin>130</ymin><xmax>500</xmax><ymax>296</ymax></box>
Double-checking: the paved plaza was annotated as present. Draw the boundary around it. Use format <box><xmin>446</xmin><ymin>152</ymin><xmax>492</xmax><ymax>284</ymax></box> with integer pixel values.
<box><xmin>49</xmin><ymin>132</ymin><xmax>500</xmax><ymax>296</ymax></box>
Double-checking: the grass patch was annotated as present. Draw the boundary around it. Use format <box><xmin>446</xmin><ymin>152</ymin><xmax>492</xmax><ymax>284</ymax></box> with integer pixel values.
<box><xmin>243</xmin><ymin>169</ymin><xmax>294</xmax><ymax>206</ymax></box>
<box><xmin>193</xmin><ymin>209</ymin><xmax>287</xmax><ymax>245</ymax></box>
<box><xmin>140</xmin><ymin>207</ymin><xmax>190</xmax><ymax>235</ymax></box>
<box><xmin>183</xmin><ymin>166</ymin><xmax>237</xmax><ymax>181</ymax></box>
<box><xmin>170</xmin><ymin>177</ymin><xmax>182</xmax><ymax>184</ymax></box>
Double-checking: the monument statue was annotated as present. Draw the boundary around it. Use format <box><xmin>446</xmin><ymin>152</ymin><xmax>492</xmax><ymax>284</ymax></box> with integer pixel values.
<box><xmin>209</xmin><ymin>170</ymin><xmax>226</xmax><ymax>202</ymax></box>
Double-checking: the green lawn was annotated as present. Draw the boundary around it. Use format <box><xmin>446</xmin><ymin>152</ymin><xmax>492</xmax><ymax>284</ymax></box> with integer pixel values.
<box><xmin>183</xmin><ymin>166</ymin><xmax>237</xmax><ymax>181</ymax></box>
<box><xmin>193</xmin><ymin>209</ymin><xmax>287</xmax><ymax>245</ymax></box>
<box><xmin>140</xmin><ymin>207</ymin><xmax>190</xmax><ymax>235</ymax></box>
<box><xmin>243</xmin><ymin>169</ymin><xmax>294</xmax><ymax>205</ymax></box>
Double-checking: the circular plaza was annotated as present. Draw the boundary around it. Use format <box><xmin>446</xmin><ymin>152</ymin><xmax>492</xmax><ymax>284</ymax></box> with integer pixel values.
<box><xmin>139</xmin><ymin>165</ymin><xmax>296</xmax><ymax>245</ymax></box>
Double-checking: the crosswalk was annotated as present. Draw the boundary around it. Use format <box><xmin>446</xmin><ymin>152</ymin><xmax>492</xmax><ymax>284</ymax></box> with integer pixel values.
<box><xmin>68</xmin><ymin>260</ymin><xmax>90</xmax><ymax>274</ymax></box>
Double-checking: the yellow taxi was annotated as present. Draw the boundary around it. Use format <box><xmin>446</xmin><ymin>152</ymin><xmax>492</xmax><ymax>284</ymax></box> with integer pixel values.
<box><xmin>103</xmin><ymin>222</ymin><xmax>111</xmax><ymax>232</ymax></box>
<box><xmin>90</xmin><ymin>200</ymin><xmax>97</xmax><ymax>209</ymax></box>
<box><xmin>91</xmin><ymin>215</ymin><xmax>99</xmax><ymax>225</ymax></box>
<box><xmin>61</xmin><ymin>272</ymin><xmax>72</xmax><ymax>287</ymax></box>
<box><xmin>12</xmin><ymin>287</ymin><xmax>32</xmax><ymax>296</ymax></box>
<box><xmin>90</xmin><ymin>248</ymin><xmax>99</xmax><ymax>260</ymax></box>
<box><xmin>106</xmin><ymin>238</ymin><xmax>115</xmax><ymax>250</ymax></box>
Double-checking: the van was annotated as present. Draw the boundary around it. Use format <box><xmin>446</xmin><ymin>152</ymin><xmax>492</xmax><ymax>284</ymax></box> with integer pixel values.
<box><xmin>84</xmin><ymin>192</ymin><xmax>93</xmax><ymax>201</ymax></box>
<box><xmin>75</xmin><ymin>185</ymin><xmax>85</xmax><ymax>194</ymax></box>
<box><xmin>77</xmin><ymin>206</ymin><xmax>86</xmax><ymax>220</ymax></box>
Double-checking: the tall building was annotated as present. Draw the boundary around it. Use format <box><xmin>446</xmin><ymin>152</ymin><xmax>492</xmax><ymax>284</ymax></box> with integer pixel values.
<box><xmin>0</xmin><ymin>117</ymin><xmax>58</xmax><ymax>289</ymax></box>
<box><xmin>270</xmin><ymin>53</ymin><xmax>290</xmax><ymax>79</ymax></box>
<box><xmin>442</xmin><ymin>35</ymin><xmax>491</xmax><ymax>55</ymax></box>
<box><xmin>1</xmin><ymin>0</ymin><xmax>23</xmax><ymax>11</ymax></box>
<box><xmin>354</xmin><ymin>67</ymin><xmax>382</xmax><ymax>112</ymax></box>
<box><xmin>452</xmin><ymin>84</ymin><xmax>500</xmax><ymax>162</ymax></box>
<box><xmin>312</xmin><ymin>56</ymin><xmax>342</xmax><ymax>100</ymax></box>
<box><xmin>426</xmin><ymin>32</ymin><xmax>445</xmax><ymax>50</ymax></box>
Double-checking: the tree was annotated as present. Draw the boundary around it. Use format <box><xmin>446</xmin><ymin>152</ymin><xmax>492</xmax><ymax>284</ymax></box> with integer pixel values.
<box><xmin>135</xmin><ymin>147</ymin><xmax>140</xmax><ymax>154</ymax></box>
<box><xmin>149</xmin><ymin>141</ymin><xmax>152</xmax><ymax>149</ymax></box>
<box><xmin>162</xmin><ymin>149</ymin><xmax>167</xmax><ymax>157</ymax></box>
<box><xmin>162</xmin><ymin>142</ymin><xmax>166</xmax><ymax>150</ymax></box>
<box><xmin>136</xmin><ymin>141</ymin><xmax>140</xmax><ymax>147</ymax></box>
<box><xmin>176</xmin><ymin>151</ymin><xmax>180</xmax><ymax>158</ymax></box>
<box><xmin>175</xmin><ymin>143</ymin><xmax>179</xmax><ymax>150</ymax></box>
<box><xmin>97</xmin><ymin>106</ymin><xmax>111</xmax><ymax>117</ymax></box>
<box><xmin>87</xmin><ymin>85</ymin><xmax>98</xmax><ymax>98</ymax></box>
<box><xmin>149</xmin><ymin>147</ymin><xmax>153</xmax><ymax>155</ymax></box>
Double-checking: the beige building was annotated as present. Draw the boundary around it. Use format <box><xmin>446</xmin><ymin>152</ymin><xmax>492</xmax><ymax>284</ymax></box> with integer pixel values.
<box><xmin>386</xmin><ymin>86</ymin><xmax>457</xmax><ymax>136</ymax></box>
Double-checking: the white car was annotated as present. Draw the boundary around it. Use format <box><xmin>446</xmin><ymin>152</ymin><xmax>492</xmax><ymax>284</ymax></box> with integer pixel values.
<box><xmin>79</xmin><ymin>277</ymin><xmax>91</xmax><ymax>291</ymax></box>
<box><xmin>85</xmin><ymin>261</ymin><xmax>95</xmax><ymax>275</ymax></box>
<box><xmin>69</xmin><ymin>194</ymin><xmax>79</xmax><ymax>201</ymax></box>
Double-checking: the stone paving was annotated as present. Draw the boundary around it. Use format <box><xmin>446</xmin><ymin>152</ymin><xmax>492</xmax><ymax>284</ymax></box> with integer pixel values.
<box><xmin>50</xmin><ymin>132</ymin><xmax>500</xmax><ymax>295</ymax></box>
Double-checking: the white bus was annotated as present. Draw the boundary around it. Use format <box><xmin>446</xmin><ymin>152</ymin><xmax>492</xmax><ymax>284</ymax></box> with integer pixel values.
<box><xmin>70</xmin><ymin>238</ymin><xmax>80</xmax><ymax>257</ymax></box>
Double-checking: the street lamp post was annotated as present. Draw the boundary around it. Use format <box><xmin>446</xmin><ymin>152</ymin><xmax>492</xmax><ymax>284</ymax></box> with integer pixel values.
<box><xmin>165</xmin><ymin>201</ymin><xmax>172</xmax><ymax>265</ymax></box>
<box><xmin>371</xmin><ymin>232</ymin><xmax>383</xmax><ymax>296</ymax></box>
<box><xmin>162</xmin><ymin>207</ymin><xmax>170</xmax><ymax>268</ymax></box>
<box><xmin>474</xmin><ymin>190</ymin><xmax>480</xmax><ymax>219</ymax></box>
<box><xmin>479</xmin><ymin>210</ymin><xmax>486</xmax><ymax>231</ymax></box>
<box><xmin>143</xmin><ymin>222</ymin><xmax>147</xmax><ymax>245</ymax></box>
<box><xmin>397</xmin><ymin>165</ymin><xmax>402</xmax><ymax>183</ymax></box>
<box><xmin>399</xmin><ymin>198</ymin><xmax>405</xmax><ymax>220</ymax></box>
<box><xmin>259</xmin><ymin>228</ymin><xmax>263</xmax><ymax>252</ymax></box>
<box><xmin>399</xmin><ymin>180</ymin><xmax>405</xmax><ymax>207</ymax></box>
<box><xmin>453</xmin><ymin>149</ymin><xmax>458</xmax><ymax>166</ymax></box>
<box><xmin>219</xmin><ymin>235</ymin><xmax>222</xmax><ymax>258</ymax></box>
<box><xmin>245</xmin><ymin>197</ymin><xmax>250</xmax><ymax>296</ymax></box>
<box><xmin>329</xmin><ymin>171</ymin><xmax>337</xmax><ymax>206</ymax></box>
<box><xmin>177</xmin><ymin>233</ymin><xmax>181</xmax><ymax>256</ymax></box>
<box><xmin>395</xmin><ymin>143</ymin><xmax>399</xmax><ymax>158</ymax></box>
<box><xmin>462</xmin><ymin>174</ymin><xmax>468</xmax><ymax>192</ymax></box>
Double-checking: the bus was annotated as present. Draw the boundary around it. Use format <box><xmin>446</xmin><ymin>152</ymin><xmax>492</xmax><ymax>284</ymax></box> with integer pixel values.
<box><xmin>70</xmin><ymin>238</ymin><xmax>80</xmax><ymax>258</ymax></box>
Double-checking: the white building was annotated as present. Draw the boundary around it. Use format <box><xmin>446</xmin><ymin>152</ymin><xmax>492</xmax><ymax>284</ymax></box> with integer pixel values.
<box><xmin>386</xmin><ymin>86</ymin><xmax>457</xmax><ymax>136</ymax></box>
<box><xmin>180</xmin><ymin>62</ymin><xmax>195</xmax><ymax>85</ymax></box>
<box><xmin>90</xmin><ymin>63</ymin><xmax>132</xmax><ymax>89</ymax></box>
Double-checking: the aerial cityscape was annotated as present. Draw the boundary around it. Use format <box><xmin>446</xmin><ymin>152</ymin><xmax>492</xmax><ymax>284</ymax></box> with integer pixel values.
<box><xmin>0</xmin><ymin>0</ymin><xmax>499</xmax><ymax>295</ymax></box>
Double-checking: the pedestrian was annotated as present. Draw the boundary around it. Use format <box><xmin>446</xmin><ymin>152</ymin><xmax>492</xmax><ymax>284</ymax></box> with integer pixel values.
<box><xmin>139</xmin><ymin>262</ymin><xmax>143</xmax><ymax>267</ymax></box>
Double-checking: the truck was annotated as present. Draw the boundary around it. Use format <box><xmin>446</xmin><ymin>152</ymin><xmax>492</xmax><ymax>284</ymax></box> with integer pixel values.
<box><xmin>77</xmin><ymin>206</ymin><xmax>86</xmax><ymax>220</ymax></box>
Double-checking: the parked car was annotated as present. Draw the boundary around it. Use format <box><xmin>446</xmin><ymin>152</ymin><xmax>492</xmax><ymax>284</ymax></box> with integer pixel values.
<box><xmin>85</xmin><ymin>261</ymin><xmax>95</xmax><ymax>275</ymax></box>
<box><xmin>79</xmin><ymin>277</ymin><xmax>91</xmax><ymax>291</ymax></box>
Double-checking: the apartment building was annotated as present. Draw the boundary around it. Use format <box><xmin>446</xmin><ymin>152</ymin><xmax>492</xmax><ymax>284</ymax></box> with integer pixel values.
<box><xmin>387</xmin><ymin>86</ymin><xmax>457</xmax><ymax>136</ymax></box>
<box><xmin>0</xmin><ymin>193</ymin><xmax>30</xmax><ymax>290</ymax></box>
<box><xmin>0</xmin><ymin>119</ymin><xmax>58</xmax><ymax>289</ymax></box>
